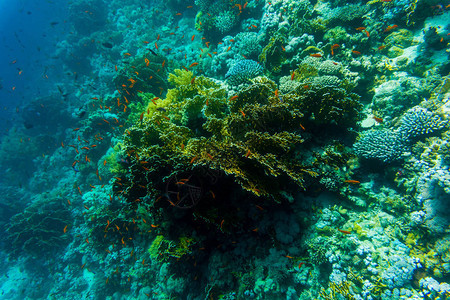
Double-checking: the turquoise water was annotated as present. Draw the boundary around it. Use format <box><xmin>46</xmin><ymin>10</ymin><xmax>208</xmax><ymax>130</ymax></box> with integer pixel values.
<box><xmin>0</xmin><ymin>0</ymin><xmax>449</xmax><ymax>299</ymax></box>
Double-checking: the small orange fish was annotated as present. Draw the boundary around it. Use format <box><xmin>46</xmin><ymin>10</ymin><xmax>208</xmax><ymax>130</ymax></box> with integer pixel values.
<box><xmin>352</xmin><ymin>50</ymin><xmax>361</xmax><ymax>55</ymax></box>
<box><xmin>155</xmin><ymin>42</ymin><xmax>159</xmax><ymax>50</ymax></box>
<box><xmin>355</xmin><ymin>27</ymin><xmax>366</xmax><ymax>31</ymax></box>
<box><xmin>189</xmin><ymin>62</ymin><xmax>199</xmax><ymax>68</ymax></box>
<box><xmin>64</xmin><ymin>225</ymin><xmax>68</xmax><ymax>233</ymax></box>
<box><xmin>331</xmin><ymin>44</ymin><xmax>339</xmax><ymax>56</ymax></box>
<box><xmin>344</xmin><ymin>180</ymin><xmax>360</xmax><ymax>184</ymax></box>
<box><xmin>191</xmin><ymin>34</ymin><xmax>195</xmax><ymax>41</ymax></box>
<box><xmin>310</xmin><ymin>53</ymin><xmax>322</xmax><ymax>57</ymax></box>
<box><xmin>229</xmin><ymin>95</ymin><xmax>238</xmax><ymax>101</ymax></box>
<box><xmin>373</xmin><ymin>116</ymin><xmax>383</xmax><ymax>123</ymax></box>
<box><xmin>139</xmin><ymin>111</ymin><xmax>144</xmax><ymax>121</ymax></box>
<box><xmin>338</xmin><ymin>229</ymin><xmax>351</xmax><ymax>234</ymax></box>
<box><xmin>226</xmin><ymin>46</ymin><xmax>231</xmax><ymax>52</ymax></box>
<box><xmin>365</xmin><ymin>30</ymin><xmax>370</xmax><ymax>37</ymax></box>
<box><xmin>377</xmin><ymin>45</ymin><xmax>386</xmax><ymax>50</ymax></box>
<box><xmin>383</xmin><ymin>25</ymin><xmax>398</xmax><ymax>33</ymax></box>
<box><xmin>291</xmin><ymin>71</ymin><xmax>295</xmax><ymax>80</ymax></box>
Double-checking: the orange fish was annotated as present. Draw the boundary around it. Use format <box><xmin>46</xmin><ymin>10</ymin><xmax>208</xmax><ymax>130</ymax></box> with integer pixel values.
<box><xmin>383</xmin><ymin>25</ymin><xmax>398</xmax><ymax>33</ymax></box>
<box><xmin>229</xmin><ymin>95</ymin><xmax>238</xmax><ymax>101</ymax></box>
<box><xmin>352</xmin><ymin>50</ymin><xmax>361</xmax><ymax>55</ymax></box>
<box><xmin>377</xmin><ymin>45</ymin><xmax>386</xmax><ymax>50</ymax></box>
<box><xmin>155</xmin><ymin>42</ymin><xmax>159</xmax><ymax>50</ymax></box>
<box><xmin>189</xmin><ymin>62</ymin><xmax>199</xmax><ymax>68</ymax></box>
<box><xmin>191</xmin><ymin>34</ymin><xmax>195</xmax><ymax>41</ymax></box>
<box><xmin>310</xmin><ymin>53</ymin><xmax>322</xmax><ymax>57</ymax></box>
<box><xmin>331</xmin><ymin>44</ymin><xmax>339</xmax><ymax>55</ymax></box>
<box><xmin>355</xmin><ymin>27</ymin><xmax>366</xmax><ymax>31</ymax></box>
<box><xmin>373</xmin><ymin>116</ymin><xmax>383</xmax><ymax>123</ymax></box>
<box><xmin>364</xmin><ymin>30</ymin><xmax>370</xmax><ymax>37</ymax></box>
<box><xmin>344</xmin><ymin>180</ymin><xmax>360</xmax><ymax>184</ymax></box>
<box><xmin>63</xmin><ymin>225</ymin><xmax>68</xmax><ymax>233</ymax></box>
<box><xmin>291</xmin><ymin>72</ymin><xmax>295</xmax><ymax>80</ymax></box>
<box><xmin>139</xmin><ymin>111</ymin><xmax>144</xmax><ymax>121</ymax></box>
<box><xmin>338</xmin><ymin>229</ymin><xmax>351</xmax><ymax>234</ymax></box>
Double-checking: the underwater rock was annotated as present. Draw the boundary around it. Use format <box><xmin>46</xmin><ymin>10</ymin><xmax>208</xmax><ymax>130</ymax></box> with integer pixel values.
<box><xmin>372</xmin><ymin>77</ymin><xmax>431</xmax><ymax>119</ymax></box>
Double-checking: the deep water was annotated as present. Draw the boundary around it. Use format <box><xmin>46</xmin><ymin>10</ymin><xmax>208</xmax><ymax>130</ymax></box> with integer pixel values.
<box><xmin>1</xmin><ymin>0</ymin><xmax>450</xmax><ymax>299</ymax></box>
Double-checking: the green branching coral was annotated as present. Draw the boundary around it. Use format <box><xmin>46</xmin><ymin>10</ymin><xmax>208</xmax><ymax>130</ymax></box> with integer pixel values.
<box><xmin>6</xmin><ymin>197</ymin><xmax>72</xmax><ymax>258</ymax></box>
<box><xmin>148</xmin><ymin>235</ymin><xmax>196</xmax><ymax>261</ymax></box>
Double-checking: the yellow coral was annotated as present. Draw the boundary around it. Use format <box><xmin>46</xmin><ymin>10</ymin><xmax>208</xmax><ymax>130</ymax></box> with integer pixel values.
<box><xmin>168</xmin><ymin>68</ymin><xmax>194</xmax><ymax>87</ymax></box>
<box><xmin>148</xmin><ymin>235</ymin><xmax>164</xmax><ymax>260</ymax></box>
